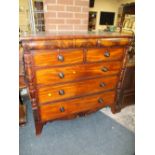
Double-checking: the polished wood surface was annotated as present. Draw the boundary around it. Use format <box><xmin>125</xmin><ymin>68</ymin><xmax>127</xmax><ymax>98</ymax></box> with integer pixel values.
<box><xmin>87</xmin><ymin>47</ymin><xmax>124</xmax><ymax>62</ymax></box>
<box><xmin>35</xmin><ymin>61</ymin><xmax>122</xmax><ymax>85</ymax></box>
<box><xmin>99</xmin><ymin>38</ymin><xmax>130</xmax><ymax>46</ymax></box>
<box><xmin>21</xmin><ymin>32</ymin><xmax>132</xmax><ymax>135</ymax></box>
<box><xmin>40</xmin><ymin>91</ymin><xmax>116</xmax><ymax>122</ymax></box>
<box><xmin>38</xmin><ymin>76</ymin><xmax>118</xmax><ymax>104</ymax></box>
<box><xmin>33</xmin><ymin>49</ymin><xmax>83</xmax><ymax>67</ymax></box>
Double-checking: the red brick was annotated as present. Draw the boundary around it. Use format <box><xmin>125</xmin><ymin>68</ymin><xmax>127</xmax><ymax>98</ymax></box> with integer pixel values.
<box><xmin>45</xmin><ymin>24</ymin><xmax>57</xmax><ymax>30</ymax></box>
<box><xmin>66</xmin><ymin>19</ymin><xmax>81</xmax><ymax>24</ymax></box>
<box><xmin>47</xmin><ymin>5</ymin><xmax>65</xmax><ymax>11</ymax></box>
<box><xmin>58</xmin><ymin>25</ymin><xmax>73</xmax><ymax>30</ymax></box>
<box><xmin>66</xmin><ymin>6</ymin><xmax>81</xmax><ymax>12</ymax></box>
<box><xmin>44</xmin><ymin>12</ymin><xmax>56</xmax><ymax>19</ymax></box>
<box><xmin>82</xmin><ymin>7</ymin><xmax>89</xmax><ymax>12</ymax></box>
<box><xmin>75</xmin><ymin>13</ymin><xmax>88</xmax><ymax>19</ymax></box>
<box><xmin>81</xmin><ymin>19</ymin><xmax>88</xmax><ymax>25</ymax></box>
<box><xmin>48</xmin><ymin>19</ymin><xmax>65</xmax><ymax>24</ymax></box>
<box><xmin>75</xmin><ymin>0</ymin><xmax>89</xmax><ymax>6</ymax></box>
<box><xmin>74</xmin><ymin>25</ymin><xmax>88</xmax><ymax>30</ymax></box>
<box><xmin>57</xmin><ymin>0</ymin><xmax>74</xmax><ymax>5</ymax></box>
<box><xmin>57</xmin><ymin>12</ymin><xmax>73</xmax><ymax>18</ymax></box>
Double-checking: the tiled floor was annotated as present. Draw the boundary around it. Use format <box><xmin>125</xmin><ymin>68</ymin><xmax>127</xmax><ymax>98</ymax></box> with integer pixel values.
<box><xmin>101</xmin><ymin>105</ymin><xmax>135</xmax><ymax>132</ymax></box>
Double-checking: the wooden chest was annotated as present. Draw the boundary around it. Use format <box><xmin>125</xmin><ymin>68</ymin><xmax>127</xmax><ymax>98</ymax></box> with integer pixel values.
<box><xmin>21</xmin><ymin>32</ymin><xmax>132</xmax><ymax>135</ymax></box>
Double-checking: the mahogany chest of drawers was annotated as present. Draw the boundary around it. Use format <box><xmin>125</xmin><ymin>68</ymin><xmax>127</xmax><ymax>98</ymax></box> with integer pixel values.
<box><xmin>21</xmin><ymin>32</ymin><xmax>132</xmax><ymax>135</ymax></box>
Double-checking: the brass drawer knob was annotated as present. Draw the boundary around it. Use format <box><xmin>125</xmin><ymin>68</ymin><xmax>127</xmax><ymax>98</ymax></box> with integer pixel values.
<box><xmin>60</xmin><ymin>107</ymin><xmax>65</xmax><ymax>112</ymax></box>
<box><xmin>98</xmin><ymin>98</ymin><xmax>104</xmax><ymax>104</ymax></box>
<box><xmin>99</xmin><ymin>82</ymin><xmax>106</xmax><ymax>87</ymax></box>
<box><xmin>101</xmin><ymin>67</ymin><xmax>108</xmax><ymax>72</ymax></box>
<box><xmin>57</xmin><ymin>55</ymin><xmax>64</xmax><ymax>62</ymax></box>
<box><xmin>104</xmin><ymin>51</ymin><xmax>110</xmax><ymax>57</ymax></box>
<box><xmin>58</xmin><ymin>72</ymin><xmax>64</xmax><ymax>79</ymax></box>
<box><xmin>59</xmin><ymin>89</ymin><xmax>65</xmax><ymax>95</ymax></box>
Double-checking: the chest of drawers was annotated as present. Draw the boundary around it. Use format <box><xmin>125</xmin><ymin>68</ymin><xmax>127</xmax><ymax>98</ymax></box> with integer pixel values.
<box><xmin>21</xmin><ymin>32</ymin><xmax>132</xmax><ymax>135</ymax></box>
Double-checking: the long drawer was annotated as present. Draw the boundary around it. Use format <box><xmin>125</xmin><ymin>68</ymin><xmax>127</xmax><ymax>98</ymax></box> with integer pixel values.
<box><xmin>37</xmin><ymin>76</ymin><xmax>118</xmax><ymax>104</ymax></box>
<box><xmin>35</xmin><ymin>61</ymin><xmax>122</xmax><ymax>85</ymax></box>
<box><xmin>32</xmin><ymin>49</ymin><xmax>83</xmax><ymax>67</ymax></box>
<box><xmin>40</xmin><ymin>91</ymin><xmax>116</xmax><ymax>122</ymax></box>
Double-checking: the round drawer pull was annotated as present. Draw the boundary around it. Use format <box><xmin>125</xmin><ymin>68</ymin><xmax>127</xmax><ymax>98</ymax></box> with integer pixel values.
<box><xmin>58</xmin><ymin>72</ymin><xmax>64</xmax><ymax>79</ymax></box>
<box><xmin>57</xmin><ymin>55</ymin><xmax>64</xmax><ymax>62</ymax></box>
<box><xmin>104</xmin><ymin>51</ymin><xmax>110</xmax><ymax>57</ymax></box>
<box><xmin>98</xmin><ymin>98</ymin><xmax>104</xmax><ymax>104</ymax></box>
<box><xmin>101</xmin><ymin>67</ymin><xmax>109</xmax><ymax>72</ymax></box>
<box><xmin>60</xmin><ymin>107</ymin><xmax>65</xmax><ymax>112</ymax></box>
<box><xmin>59</xmin><ymin>89</ymin><xmax>65</xmax><ymax>95</ymax></box>
<box><xmin>99</xmin><ymin>82</ymin><xmax>106</xmax><ymax>87</ymax></box>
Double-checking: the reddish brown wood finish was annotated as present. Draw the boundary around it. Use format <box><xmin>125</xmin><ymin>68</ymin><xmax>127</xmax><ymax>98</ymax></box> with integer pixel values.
<box><xmin>21</xmin><ymin>32</ymin><xmax>132</xmax><ymax>135</ymax></box>
<box><xmin>40</xmin><ymin>91</ymin><xmax>116</xmax><ymax>122</ymax></box>
<box><xmin>33</xmin><ymin>49</ymin><xmax>83</xmax><ymax>67</ymax></box>
<box><xmin>38</xmin><ymin>76</ymin><xmax>118</xmax><ymax>104</ymax></box>
<box><xmin>99</xmin><ymin>38</ymin><xmax>130</xmax><ymax>47</ymax></box>
<box><xmin>35</xmin><ymin>61</ymin><xmax>122</xmax><ymax>85</ymax></box>
<box><xmin>75</xmin><ymin>39</ymin><xmax>98</xmax><ymax>47</ymax></box>
<box><xmin>86</xmin><ymin>47</ymin><xmax>124</xmax><ymax>62</ymax></box>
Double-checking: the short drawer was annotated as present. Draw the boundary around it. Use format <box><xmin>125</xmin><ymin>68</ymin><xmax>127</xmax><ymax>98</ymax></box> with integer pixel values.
<box><xmin>39</xmin><ymin>91</ymin><xmax>116</xmax><ymax>122</ymax></box>
<box><xmin>99</xmin><ymin>38</ymin><xmax>130</xmax><ymax>46</ymax></box>
<box><xmin>32</xmin><ymin>49</ymin><xmax>83</xmax><ymax>67</ymax></box>
<box><xmin>35</xmin><ymin>61</ymin><xmax>122</xmax><ymax>85</ymax></box>
<box><xmin>87</xmin><ymin>47</ymin><xmax>124</xmax><ymax>62</ymax></box>
<box><xmin>37</xmin><ymin>76</ymin><xmax>118</xmax><ymax>104</ymax></box>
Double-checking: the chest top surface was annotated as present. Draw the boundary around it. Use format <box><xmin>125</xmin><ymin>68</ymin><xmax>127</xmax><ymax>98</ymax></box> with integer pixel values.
<box><xmin>20</xmin><ymin>31</ymin><xmax>132</xmax><ymax>41</ymax></box>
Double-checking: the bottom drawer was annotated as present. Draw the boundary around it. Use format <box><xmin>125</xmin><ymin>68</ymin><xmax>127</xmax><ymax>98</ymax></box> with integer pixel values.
<box><xmin>39</xmin><ymin>91</ymin><xmax>116</xmax><ymax>122</ymax></box>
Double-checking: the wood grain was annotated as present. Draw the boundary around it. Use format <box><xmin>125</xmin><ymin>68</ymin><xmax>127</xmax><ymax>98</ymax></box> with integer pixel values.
<box><xmin>75</xmin><ymin>39</ymin><xmax>97</xmax><ymax>47</ymax></box>
<box><xmin>35</xmin><ymin>61</ymin><xmax>122</xmax><ymax>85</ymax></box>
<box><xmin>87</xmin><ymin>47</ymin><xmax>124</xmax><ymax>62</ymax></box>
<box><xmin>38</xmin><ymin>76</ymin><xmax>118</xmax><ymax>104</ymax></box>
<box><xmin>25</xmin><ymin>39</ymin><xmax>74</xmax><ymax>50</ymax></box>
<box><xmin>33</xmin><ymin>49</ymin><xmax>83</xmax><ymax>67</ymax></box>
<box><xmin>99</xmin><ymin>38</ymin><xmax>130</xmax><ymax>46</ymax></box>
<box><xmin>21</xmin><ymin>32</ymin><xmax>132</xmax><ymax>135</ymax></box>
<box><xmin>40</xmin><ymin>91</ymin><xmax>116</xmax><ymax>122</ymax></box>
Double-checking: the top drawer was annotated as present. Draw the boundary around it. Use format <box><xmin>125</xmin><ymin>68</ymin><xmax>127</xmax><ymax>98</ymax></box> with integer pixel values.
<box><xmin>32</xmin><ymin>49</ymin><xmax>83</xmax><ymax>67</ymax></box>
<box><xmin>99</xmin><ymin>38</ymin><xmax>130</xmax><ymax>46</ymax></box>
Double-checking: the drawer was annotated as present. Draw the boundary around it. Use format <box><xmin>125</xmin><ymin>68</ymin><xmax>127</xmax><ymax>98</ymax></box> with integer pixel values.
<box><xmin>37</xmin><ymin>76</ymin><xmax>118</xmax><ymax>104</ymax></box>
<box><xmin>32</xmin><ymin>49</ymin><xmax>83</xmax><ymax>67</ymax></box>
<box><xmin>75</xmin><ymin>39</ymin><xmax>97</xmax><ymax>47</ymax></box>
<box><xmin>87</xmin><ymin>47</ymin><xmax>124</xmax><ymax>62</ymax></box>
<box><xmin>40</xmin><ymin>91</ymin><xmax>116</xmax><ymax>122</ymax></box>
<box><xmin>35</xmin><ymin>61</ymin><xmax>122</xmax><ymax>85</ymax></box>
<box><xmin>99</xmin><ymin>38</ymin><xmax>130</xmax><ymax>46</ymax></box>
<box><xmin>25</xmin><ymin>39</ymin><xmax>74</xmax><ymax>50</ymax></box>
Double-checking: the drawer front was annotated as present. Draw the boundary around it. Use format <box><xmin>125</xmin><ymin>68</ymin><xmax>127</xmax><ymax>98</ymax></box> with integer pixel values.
<box><xmin>26</xmin><ymin>39</ymin><xmax>74</xmax><ymax>50</ymax></box>
<box><xmin>87</xmin><ymin>47</ymin><xmax>124</xmax><ymax>62</ymax></box>
<box><xmin>40</xmin><ymin>91</ymin><xmax>116</xmax><ymax>122</ymax></box>
<box><xmin>33</xmin><ymin>49</ymin><xmax>83</xmax><ymax>67</ymax></box>
<box><xmin>99</xmin><ymin>38</ymin><xmax>130</xmax><ymax>46</ymax></box>
<box><xmin>35</xmin><ymin>61</ymin><xmax>122</xmax><ymax>85</ymax></box>
<box><xmin>75</xmin><ymin>39</ymin><xmax>97</xmax><ymax>47</ymax></box>
<box><xmin>38</xmin><ymin>76</ymin><xmax>118</xmax><ymax>104</ymax></box>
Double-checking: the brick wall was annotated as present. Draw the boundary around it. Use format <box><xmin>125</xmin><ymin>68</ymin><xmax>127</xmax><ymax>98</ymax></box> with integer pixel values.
<box><xmin>44</xmin><ymin>0</ymin><xmax>89</xmax><ymax>32</ymax></box>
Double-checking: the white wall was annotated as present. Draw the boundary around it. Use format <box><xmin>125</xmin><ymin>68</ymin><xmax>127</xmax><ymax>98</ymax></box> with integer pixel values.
<box><xmin>89</xmin><ymin>0</ymin><xmax>135</xmax><ymax>31</ymax></box>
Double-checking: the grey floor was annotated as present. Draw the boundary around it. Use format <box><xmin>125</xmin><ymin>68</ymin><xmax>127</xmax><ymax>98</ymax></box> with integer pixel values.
<box><xmin>19</xmin><ymin>97</ymin><xmax>135</xmax><ymax>155</ymax></box>
<box><xmin>101</xmin><ymin>105</ymin><xmax>135</xmax><ymax>132</ymax></box>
